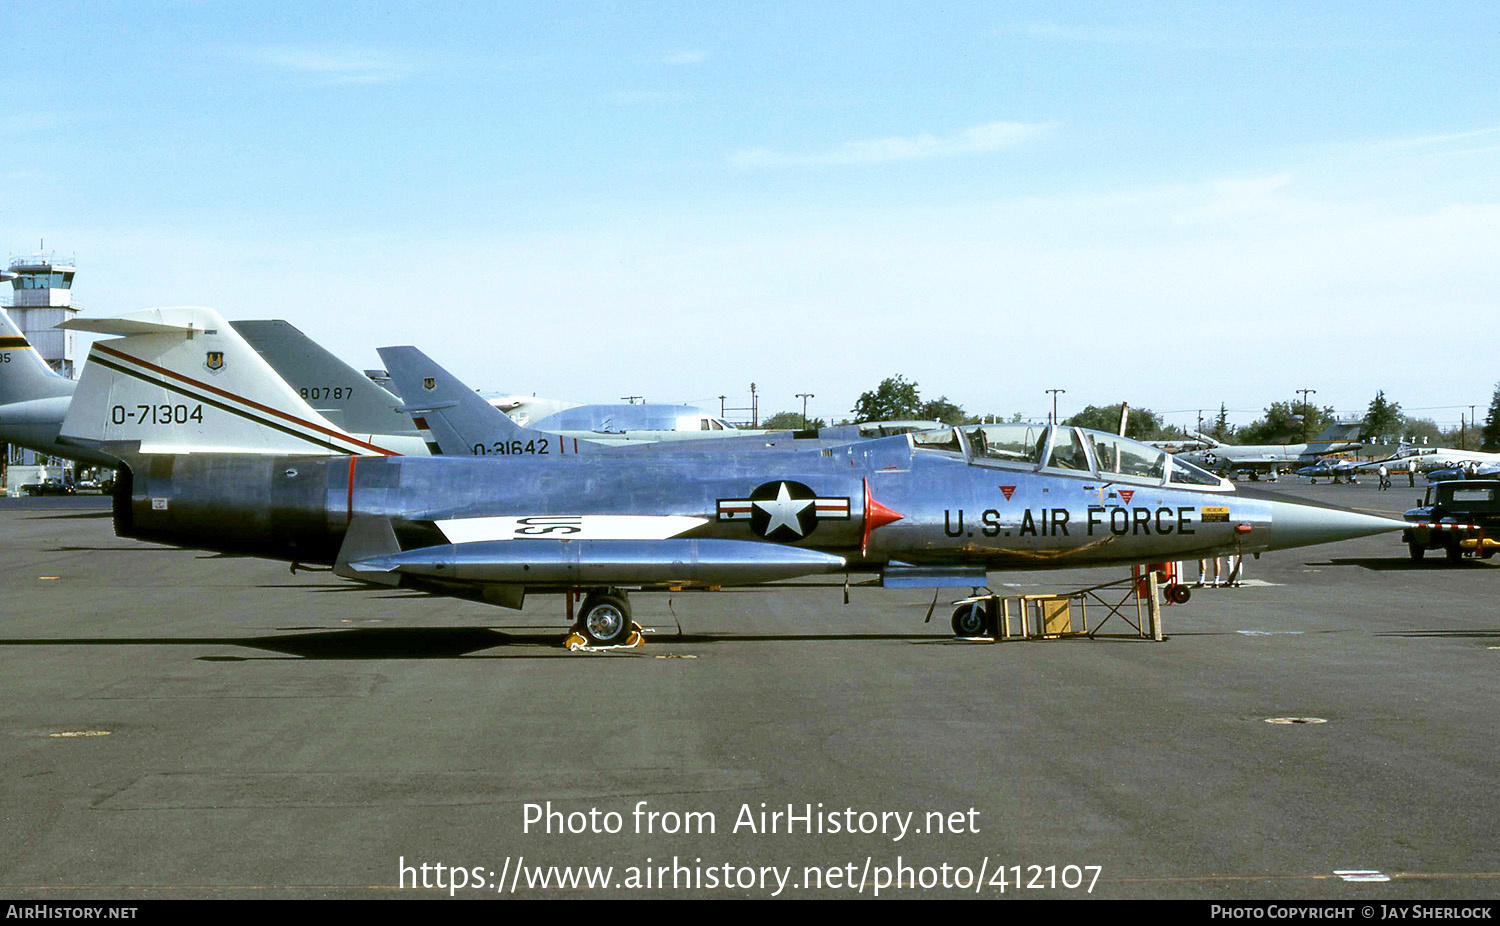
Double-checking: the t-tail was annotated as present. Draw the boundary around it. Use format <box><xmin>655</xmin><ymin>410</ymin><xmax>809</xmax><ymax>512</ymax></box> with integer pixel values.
<box><xmin>0</xmin><ymin>306</ymin><xmax>75</xmax><ymax>405</ymax></box>
<box><xmin>377</xmin><ymin>345</ymin><xmax>600</xmax><ymax>458</ymax></box>
<box><xmin>58</xmin><ymin>307</ymin><xmax>415</xmax><ymax>457</ymax></box>
<box><xmin>1306</xmin><ymin>422</ymin><xmax>1364</xmax><ymax>454</ymax></box>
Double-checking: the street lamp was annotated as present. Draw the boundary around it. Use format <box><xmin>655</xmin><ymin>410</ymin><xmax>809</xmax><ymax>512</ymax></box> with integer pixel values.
<box><xmin>796</xmin><ymin>393</ymin><xmax>815</xmax><ymax>429</ymax></box>
<box><xmin>1295</xmin><ymin>388</ymin><xmax>1317</xmax><ymax>442</ymax></box>
<box><xmin>1045</xmin><ymin>388</ymin><xmax>1066</xmax><ymax>425</ymax></box>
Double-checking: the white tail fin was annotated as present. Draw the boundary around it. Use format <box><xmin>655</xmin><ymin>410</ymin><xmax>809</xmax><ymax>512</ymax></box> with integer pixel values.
<box><xmin>59</xmin><ymin>307</ymin><xmax>404</xmax><ymax>456</ymax></box>
<box><xmin>0</xmin><ymin>307</ymin><xmax>75</xmax><ymax>405</ymax></box>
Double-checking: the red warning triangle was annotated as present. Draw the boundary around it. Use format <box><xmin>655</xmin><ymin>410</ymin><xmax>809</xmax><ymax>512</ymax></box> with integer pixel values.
<box><xmin>999</xmin><ymin>485</ymin><xmax>1016</xmax><ymax>500</ymax></box>
<box><xmin>1119</xmin><ymin>489</ymin><xmax>1135</xmax><ymax>504</ymax></box>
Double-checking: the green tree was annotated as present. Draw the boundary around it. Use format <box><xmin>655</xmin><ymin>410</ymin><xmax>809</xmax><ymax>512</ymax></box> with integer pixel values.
<box><xmin>1483</xmin><ymin>382</ymin><xmax>1500</xmax><ymax>451</ymax></box>
<box><xmin>1062</xmin><ymin>403</ymin><xmax>1164</xmax><ymax>439</ymax></box>
<box><xmin>851</xmin><ymin>375</ymin><xmax>923</xmax><ymax>422</ymax></box>
<box><xmin>918</xmin><ymin>395</ymin><xmax>968</xmax><ymax>426</ymax></box>
<box><xmin>1211</xmin><ymin>403</ymin><xmax>1235</xmax><ymax>441</ymax></box>
<box><xmin>760</xmin><ymin>411</ymin><xmax>826</xmax><ymax>430</ymax></box>
<box><xmin>1402</xmin><ymin>417</ymin><xmax>1445</xmax><ymax>446</ymax></box>
<box><xmin>1361</xmin><ymin>390</ymin><xmax>1402</xmax><ymax>443</ymax></box>
<box><xmin>1238</xmin><ymin>402</ymin><xmax>1338</xmax><ymax>445</ymax></box>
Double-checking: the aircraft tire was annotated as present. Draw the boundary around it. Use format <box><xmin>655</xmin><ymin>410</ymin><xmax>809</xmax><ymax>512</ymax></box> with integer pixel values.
<box><xmin>1407</xmin><ymin>542</ymin><xmax>1425</xmax><ymax>562</ymax></box>
<box><xmin>579</xmin><ymin>592</ymin><xmax>633</xmax><ymax>646</ymax></box>
<box><xmin>1168</xmin><ymin>583</ymin><xmax>1192</xmax><ymax>604</ymax></box>
<box><xmin>951</xmin><ymin>603</ymin><xmax>989</xmax><ymax>638</ymax></box>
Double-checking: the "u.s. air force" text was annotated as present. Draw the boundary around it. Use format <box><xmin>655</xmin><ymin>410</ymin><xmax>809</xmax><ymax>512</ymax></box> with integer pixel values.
<box><xmin>943</xmin><ymin>507</ymin><xmax>1199</xmax><ymax>538</ymax></box>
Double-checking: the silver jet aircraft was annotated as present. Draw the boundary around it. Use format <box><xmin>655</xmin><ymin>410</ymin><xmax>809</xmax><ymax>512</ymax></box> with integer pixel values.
<box><xmin>1356</xmin><ymin>444</ymin><xmax>1500</xmax><ymax>475</ymax></box>
<box><xmin>59</xmin><ymin>314</ymin><xmax>1405</xmax><ymax>647</ymax></box>
<box><xmin>1177</xmin><ymin>422</ymin><xmax>1363</xmax><ymax>480</ymax></box>
<box><xmin>377</xmin><ymin>345</ymin><xmax>815</xmax><ymax>457</ymax></box>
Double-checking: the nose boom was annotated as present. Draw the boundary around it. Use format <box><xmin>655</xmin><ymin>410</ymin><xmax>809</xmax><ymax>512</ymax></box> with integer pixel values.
<box><xmin>1262</xmin><ymin>499</ymin><xmax>1406</xmax><ymax>551</ymax></box>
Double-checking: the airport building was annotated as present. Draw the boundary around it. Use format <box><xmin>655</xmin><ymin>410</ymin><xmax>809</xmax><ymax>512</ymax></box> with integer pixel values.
<box><xmin>2</xmin><ymin>249</ymin><xmax>81</xmax><ymax>482</ymax></box>
<box><xmin>5</xmin><ymin>251</ymin><xmax>81</xmax><ymax>378</ymax></box>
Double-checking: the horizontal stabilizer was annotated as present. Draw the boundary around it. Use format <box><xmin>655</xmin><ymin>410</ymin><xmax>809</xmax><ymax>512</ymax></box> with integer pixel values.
<box><xmin>60</xmin><ymin>308</ymin><xmax>217</xmax><ymax>336</ymax></box>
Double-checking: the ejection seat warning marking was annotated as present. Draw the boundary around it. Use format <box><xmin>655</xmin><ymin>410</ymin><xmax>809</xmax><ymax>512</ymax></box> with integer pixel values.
<box><xmin>151</xmin><ymin>498</ymin><xmax>169</xmax><ymax>510</ymax></box>
<box><xmin>1202</xmin><ymin>506</ymin><xmax>1230</xmax><ymax>523</ymax></box>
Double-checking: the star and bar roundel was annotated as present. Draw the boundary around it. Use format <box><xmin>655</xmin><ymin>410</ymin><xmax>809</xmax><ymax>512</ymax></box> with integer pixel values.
<box><xmin>717</xmin><ymin>481</ymin><xmax>849</xmax><ymax>542</ymax></box>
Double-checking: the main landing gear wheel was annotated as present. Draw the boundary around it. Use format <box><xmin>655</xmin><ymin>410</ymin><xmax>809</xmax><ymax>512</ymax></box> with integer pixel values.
<box><xmin>578</xmin><ymin>590</ymin><xmax>633</xmax><ymax>646</ymax></box>
<box><xmin>951</xmin><ymin>602</ymin><xmax>989</xmax><ymax>638</ymax></box>
<box><xmin>1167</xmin><ymin>583</ymin><xmax>1192</xmax><ymax>604</ymax></box>
<box><xmin>1408</xmin><ymin>542</ymin><xmax>1425</xmax><ymax>562</ymax></box>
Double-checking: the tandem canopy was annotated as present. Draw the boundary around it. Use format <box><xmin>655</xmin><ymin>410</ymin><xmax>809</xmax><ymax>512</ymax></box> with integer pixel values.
<box><xmin>911</xmin><ymin>422</ymin><xmax>1231</xmax><ymax>491</ymax></box>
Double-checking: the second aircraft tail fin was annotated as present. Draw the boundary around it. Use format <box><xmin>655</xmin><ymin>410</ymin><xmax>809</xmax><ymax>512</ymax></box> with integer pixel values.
<box><xmin>378</xmin><ymin>345</ymin><xmax>597</xmax><ymax>458</ymax></box>
<box><xmin>0</xmin><ymin>307</ymin><xmax>76</xmax><ymax>405</ymax></box>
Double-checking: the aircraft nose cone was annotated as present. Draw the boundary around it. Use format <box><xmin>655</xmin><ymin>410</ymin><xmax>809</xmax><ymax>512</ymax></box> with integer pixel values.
<box><xmin>1264</xmin><ymin>499</ymin><xmax>1407</xmax><ymax>550</ymax></box>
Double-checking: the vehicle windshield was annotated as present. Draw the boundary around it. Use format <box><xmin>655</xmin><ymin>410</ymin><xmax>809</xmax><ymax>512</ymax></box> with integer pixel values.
<box><xmin>912</xmin><ymin>423</ymin><xmax>1230</xmax><ymax>490</ymax></box>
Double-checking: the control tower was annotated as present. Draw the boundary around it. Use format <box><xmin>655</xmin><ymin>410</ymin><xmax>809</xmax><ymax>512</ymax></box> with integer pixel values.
<box><xmin>4</xmin><ymin>251</ymin><xmax>80</xmax><ymax>378</ymax></box>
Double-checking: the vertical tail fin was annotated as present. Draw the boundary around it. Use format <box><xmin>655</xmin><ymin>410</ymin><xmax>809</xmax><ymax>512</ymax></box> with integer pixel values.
<box><xmin>0</xmin><ymin>307</ymin><xmax>75</xmax><ymax>405</ymax></box>
<box><xmin>230</xmin><ymin>320</ymin><xmax>419</xmax><ymax>438</ymax></box>
<box><xmin>58</xmin><ymin>307</ymin><xmax>403</xmax><ymax>456</ymax></box>
<box><xmin>1308</xmin><ymin>422</ymin><xmax>1363</xmax><ymax>449</ymax></box>
<box><xmin>377</xmin><ymin>345</ymin><xmax>597</xmax><ymax>457</ymax></box>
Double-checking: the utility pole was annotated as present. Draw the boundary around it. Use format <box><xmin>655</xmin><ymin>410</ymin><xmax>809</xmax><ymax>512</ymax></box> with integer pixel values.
<box><xmin>719</xmin><ymin>396</ymin><xmax>726</xmax><ymax>418</ymax></box>
<box><xmin>620</xmin><ymin>395</ymin><xmax>643</xmax><ymax>405</ymax></box>
<box><xmin>1046</xmin><ymin>388</ymin><xmax>1066</xmax><ymax>425</ymax></box>
<box><xmin>750</xmin><ymin>383</ymin><xmax>758</xmax><ymax>428</ymax></box>
<box><xmin>1295</xmin><ymin>388</ymin><xmax>1317</xmax><ymax>442</ymax></box>
<box><xmin>796</xmin><ymin>393</ymin><xmax>815</xmax><ymax>429</ymax></box>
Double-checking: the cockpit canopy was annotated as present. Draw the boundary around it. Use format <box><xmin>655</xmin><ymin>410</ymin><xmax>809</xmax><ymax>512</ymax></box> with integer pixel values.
<box><xmin>911</xmin><ymin>423</ymin><xmax>1231</xmax><ymax>490</ymax></box>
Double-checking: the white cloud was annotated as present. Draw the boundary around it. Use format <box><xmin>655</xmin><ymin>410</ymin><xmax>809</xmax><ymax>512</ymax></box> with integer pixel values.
<box><xmin>731</xmin><ymin>121</ymin><xmax>1055</xmax><ymax>168</ymax></box>
<box><xmin>239</xmin><ymin>45</ymin><xmax>415</xmax><ymax>84</ymax></box>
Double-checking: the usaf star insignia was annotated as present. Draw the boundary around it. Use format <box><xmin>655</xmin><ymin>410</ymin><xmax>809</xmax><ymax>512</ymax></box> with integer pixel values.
<box><xmin>717</xmin><ymin>480</ymin><xmax>850</xmax><ymax>542</ymax></box>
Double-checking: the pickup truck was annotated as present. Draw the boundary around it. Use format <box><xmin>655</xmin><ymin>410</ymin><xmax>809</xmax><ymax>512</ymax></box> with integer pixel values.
<box><xmin>1402</xmin><ymin>479</ymin><xmax>1500</xmax><ymax>563</ymax></box>
<box><xmin>19</xmin><ymin>480</ymin><xmax>75</xmax><ymax>497</ymax></box>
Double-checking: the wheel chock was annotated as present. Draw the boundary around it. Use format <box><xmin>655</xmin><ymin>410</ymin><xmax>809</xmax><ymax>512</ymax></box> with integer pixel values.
<box><xmin>564</xmin><ymin>622</ymin><xmax>647</xmax><ymax>652</ymax></box>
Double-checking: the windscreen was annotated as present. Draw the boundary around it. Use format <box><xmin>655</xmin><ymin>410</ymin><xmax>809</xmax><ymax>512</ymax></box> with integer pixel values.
<box><xmin>962</xmin><ymin>424</ymin><xmax>1048</xmax><ymax>466</ymax></box>
<box><xmin>1086</xmin><ymin>432</ymin><xmax>1165</xmax><ymax>479</ymax></box>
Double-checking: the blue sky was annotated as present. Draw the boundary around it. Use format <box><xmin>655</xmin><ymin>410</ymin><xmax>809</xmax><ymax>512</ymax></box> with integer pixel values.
<box><xmin>4</xmin><ymin>1</ymin><xmax>1498</xmax><ymax>428</ymax></box>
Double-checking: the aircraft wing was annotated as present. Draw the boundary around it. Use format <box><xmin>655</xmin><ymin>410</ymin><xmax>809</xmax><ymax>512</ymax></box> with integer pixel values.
<box><xmin>333</xmin><ymin>515</ymin><xmax>847</xmax><ymax>591</ymax></box>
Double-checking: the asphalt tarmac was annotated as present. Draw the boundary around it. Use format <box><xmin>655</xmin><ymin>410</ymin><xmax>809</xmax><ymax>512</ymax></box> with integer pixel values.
<box><xmin>0</xmin><ymin>480</ymin><xmax>1495</xmax><ymax>899</ymax></box>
